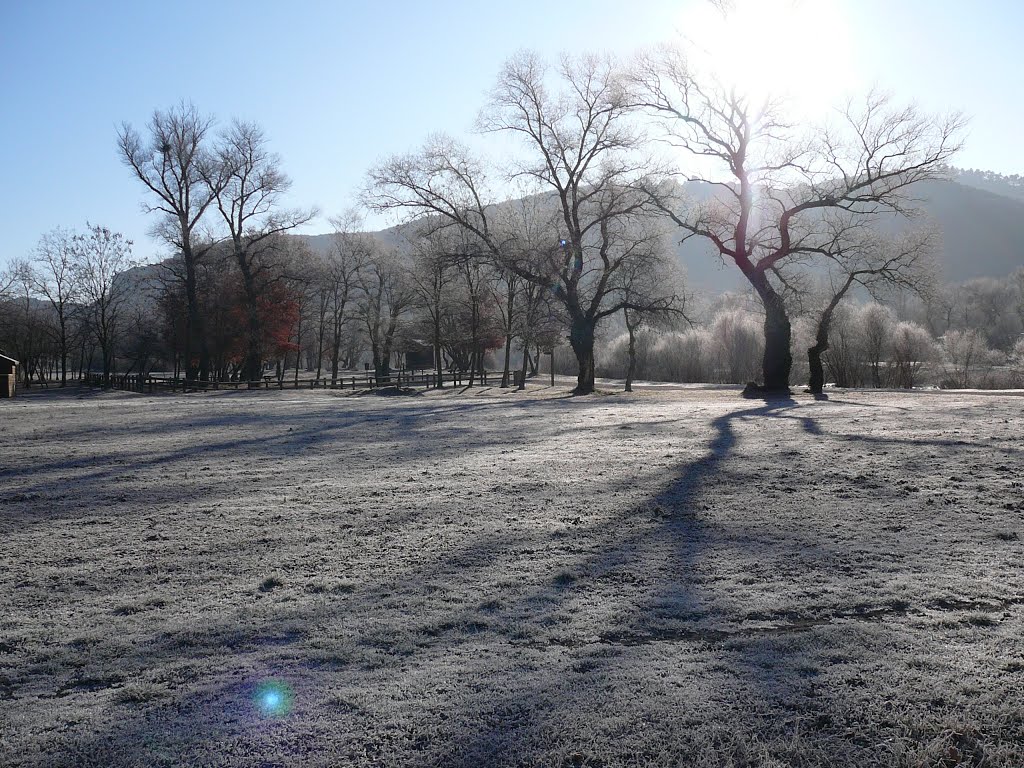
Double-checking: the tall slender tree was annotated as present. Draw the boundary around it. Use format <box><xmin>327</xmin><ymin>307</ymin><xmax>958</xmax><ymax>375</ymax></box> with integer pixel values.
<box><xmin>72</xmin><ymin>225</ymin><xmax>135</xmax><ymax>387</ymax></box>
<box><xmin>321</xmin><ymin>213</ymin><xmax>370</xmax><ymax>382</ymax></box>
<box><xmin>117</xmin><ymin>102</ymin><xmax>223</xmax><ymax>381</ymax></box>
<box><xmin>29</xmin><ymin>228</ymin><xmax>81</xmax><ymax>385</ymax></box>
<box><xmin>209</xmin><ymin>120</ymin><xmax>316</xmax><ymax>381</ymax></box>
<box><xmin>367</xmin><ymin>52</ymin><xmax>670</xmax><ymax>394</ymax></box>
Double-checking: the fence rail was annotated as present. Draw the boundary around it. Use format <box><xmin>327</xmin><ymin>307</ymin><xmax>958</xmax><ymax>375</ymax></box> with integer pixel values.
<box><xmin>81</xmin><ymin>369</ymin><xmax>510</xmax><ymax>393</ymax></box>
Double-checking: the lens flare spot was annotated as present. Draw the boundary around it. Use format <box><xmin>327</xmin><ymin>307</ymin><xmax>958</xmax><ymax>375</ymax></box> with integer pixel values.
<box><xmin>255</xmin><ymin>680</ymin><xmax>293</xmax><ymax>717</ymax></box>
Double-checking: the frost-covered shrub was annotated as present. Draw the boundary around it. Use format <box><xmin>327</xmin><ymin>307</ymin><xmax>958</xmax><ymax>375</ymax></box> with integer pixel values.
<box><xmin>789</xmin><ymin>316</ymin><xmax>814</xmax><ymax>387</ymax></box>
<box><xmin>941</xmin><ymin>329</ymin><xmax>993</xmax><ymax>388</ymax></box>
<box><xmin>857</xmin><ymin>303</ymin><xmax>897</xmax><ymax>387</ymax></box>
<box><xmin>708</xmin><ymin>309</ymin><xmax>763</xmax><ymax>383</ymax></box>
<box><xmin>823</xmin><ymin>304</ymin><xmax>866</xmax><ymax>388</ymax></box>
<box><xmin>650</xmin><ymin>330</ymin><xmax>713</xmax><ymax>382</ymax></box>
<box><xmin>1010</xmin><ymin>337</ymin><xmax>1024</xmax><ymax>388</ymax></box>
<box><xmin>597</xmin><ymin>333</ymin><xmax>630</xmax><ymax>380</ymax></box>
<box><xmin>890</xmin><ymin>321</ymin><xmax>939</xmax><ymax>388</ymax></box>
<box><xmin>596</xmin><ymin>329</ymin><xmax>656</xmax><ymax>381</ymax></box>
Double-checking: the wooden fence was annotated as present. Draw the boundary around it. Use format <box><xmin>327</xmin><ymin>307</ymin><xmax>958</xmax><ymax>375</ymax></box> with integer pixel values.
<box><xmin>81</xmin><ymin>369</ymin><xmax>509</xmax><ymax>393</ymax></box>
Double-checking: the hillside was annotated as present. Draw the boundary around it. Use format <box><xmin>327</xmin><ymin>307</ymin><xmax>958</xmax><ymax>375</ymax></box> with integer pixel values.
<box><xmin>116</xmin><ymin>175</ymin><xmax>1023</xmax><ymax>300</ymax></box>
<box><xmin>951</xmin><ymin>168</ymin><xmax>1024</xmax><ymax>205</ymax></box>
<box><xmin>293</xmin><ymin>177</ymin><xmax>1024</xmax><ymax>295</ymax></box>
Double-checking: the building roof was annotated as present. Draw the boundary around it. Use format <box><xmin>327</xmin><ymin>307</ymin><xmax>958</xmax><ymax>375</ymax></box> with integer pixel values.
<box><xmin>0</xmin><ymin>353</ymin><xmax>18</xmax><ymax>366</ymax></box>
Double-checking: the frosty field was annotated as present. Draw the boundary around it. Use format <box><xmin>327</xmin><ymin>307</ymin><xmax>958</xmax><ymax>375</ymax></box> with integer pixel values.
<box><xmin>1</xmin><ymin>384</ymin><xmax>1022</xmax><ymax>767</ymax></box>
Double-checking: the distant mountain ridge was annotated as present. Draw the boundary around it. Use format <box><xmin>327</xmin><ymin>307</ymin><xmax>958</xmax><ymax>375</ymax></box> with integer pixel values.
<box><xmin>293</xmin><ymin>175</ymin><xmax>1024</xmax><ymax>294</ymax></box>
<box><xmin>950</xmin><ymin>168</ymin><xmax>1024</xmax><ymax>205</ymax></box>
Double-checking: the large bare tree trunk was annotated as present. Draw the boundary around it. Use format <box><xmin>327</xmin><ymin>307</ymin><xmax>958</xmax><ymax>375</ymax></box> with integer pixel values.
<box><xmin>183</xmin><ymin>249</ymin><xmax>209</xmax><ymax>381</ymax></box>
<box><xmin>762</xmin><ymin>301</ymin><xmax>792</xmax><ymax>391</ymax></box>
<box><xmin>750</xmin><ymin>273</ymin><xmax>791</xmax><ymax>392</ymax></box>
<box><xmin>569</xmin><ymin>316</ymin><xmax>596</xmax><ymax>395</ymax></box>
<box><xmin>239</xmin><ymin>257</ymin><xmax>263</xmax><ymax>382</ymax></box>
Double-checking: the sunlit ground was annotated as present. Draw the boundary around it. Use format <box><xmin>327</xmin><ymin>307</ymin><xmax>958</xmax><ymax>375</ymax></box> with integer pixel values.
<box><xmin>1</xmin><ymin>384</ymin><xmax>1022</xmax><ymax>766</ymax></box>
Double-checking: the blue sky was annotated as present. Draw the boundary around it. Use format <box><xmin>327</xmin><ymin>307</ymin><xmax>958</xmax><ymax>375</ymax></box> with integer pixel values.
<box><xmin>1</xmin><ymin>0</ymin><xmax>1022</xmax><ymax>269</ymax></box>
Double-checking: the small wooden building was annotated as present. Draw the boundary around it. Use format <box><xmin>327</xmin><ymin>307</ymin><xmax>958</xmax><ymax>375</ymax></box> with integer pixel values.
<box><xmin>0</xmin><ymin>354</ymin><xmax>17</xmax><ymax>398</ymax></box>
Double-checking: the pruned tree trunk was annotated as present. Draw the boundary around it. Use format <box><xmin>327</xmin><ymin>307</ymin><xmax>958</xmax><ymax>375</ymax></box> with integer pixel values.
<box><xmin>293</xmin><ymin>311</ymin><xmax>302</xmax><ymax>388</ymax></box>
<box><xmin>330</xmin><ymin>316</ymin><xmax>343</xmax><ymax>381</ymax></box>
<box><xmin>500</xmin><ymin>282</ymin><xmax>515</xmax><ymax>388</ymax></box>
<box><xmin>569</xmin><ymin>315</ymin><xmax>596</xmax><ymax>395</ymax></box>
<box><xmin>501</xmin><ymin>334</ymin><xmax>513</xmax><ymax>387</ymax></box>
<box><xmin>244</xmin><ymin>296</ymin><xmax>262</xmax><ymax>382</ymax></box>
<box><xmin>807</xmin><ymin>276</ymin><xmax>856</xmax><ymax>395</ymax></box>
<box><xmin>750</xmin><ymin>272</ymin><xmax>792</xmax><ymax>391</ymax></box>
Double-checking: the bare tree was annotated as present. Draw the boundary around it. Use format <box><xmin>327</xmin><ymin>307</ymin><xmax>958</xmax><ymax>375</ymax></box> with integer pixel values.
<box><xmin>209</xmin><ymin>120</ymin><xmax>317</xmax><ymax>381</ymax></box>
<box><xmin>806</xmin><ymin>226</ymin><xmax>937</xmax><ymax>394</ymax></box>
<box><xmin>942</xmin><ymin>329</ymin><xmax>992</xmax><ymax>388</ymax></box>
<box><xmin>320</xmin><ymin>213</ymin><xmax>371</xmax><ymax>382</ymax></box>
<box><xmin>367</xmin><ymin>52</ymin><xmax>666</xmax><ymax>394</ymax></box>
<box><xmin>923</xmin><ymin>283</ymin><xmax>964</xmax><ymax>338</ymax></box>
<box><xmin>891</xmin><ymin>321</ymin><xmax>938</xmax><ymax>389</ymax></box>
<box><xmin>29</xmin><ymin>228</ymin><xmax>81</xmax><ymax>385</ymax></box>
<box><xmin>407</xmin><ymin>226</ymin><xmax>460</xmax><ymax>386</ymax></box>
<box><xmin>487</xmin><ymin>264</ymin><xmax>520</xmax><ymax>388</ymax></box>
<box><xmin>0</xmin><ymin>260</ymin><xmax>51</xmax><ymax>385</ymax></box>
<box><xmin>72</xmin><ymin>225</ymin><xmax>135</xmax><ymax>387</ymax></box>
<box><xmin>629</xmin><ymin>48</ymin><xmax>965</xmax><ymax>391</ymax></box>
<box><xmin>609</xmin><ymin>225</ymin><xmax>691</xmax><ymax>391</ymax></box>
<box><xmin>356</xmin><ymin>247</ymin><xmax>415</xmax><ymax>380</ymax></box>
<box><xmin>961</xmin><ymin>277</ymin><xmax>1023</xmax><ymax>351</ymax></box>
<box><xmin>859</xmin><ymin>303</ymin><xmax>897</xmax><ymax>388</ymax></box>
<box><xmin>118</xmin><ymin>102</ymin><xmax>223</xmax><ymax>381</ymax></box>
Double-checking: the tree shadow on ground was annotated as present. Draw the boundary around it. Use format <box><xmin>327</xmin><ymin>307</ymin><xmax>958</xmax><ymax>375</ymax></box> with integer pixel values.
<box><xmin>8</xmin><ymin>393</ymin><xmax>1018</xmax><ymax>766</ymax></box>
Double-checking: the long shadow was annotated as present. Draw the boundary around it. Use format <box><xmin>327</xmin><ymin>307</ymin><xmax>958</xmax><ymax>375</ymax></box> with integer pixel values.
<box><xmin>2</xmin><ymin>396</ymin><xmax>640</xmax><ymax>521</ymax></box>
<box><xmin>9</xmin><ymin>398</ymin><xmax>809</xmax><ymax>766</ymax></box>
<box><xmin>416</xmin><ymin>397</ymin><xmax>836</xmax><ymax>766</ymax></box>
<box><xmin>9</xmin><ymin>393</ymin><xmax>1009</xmax><ymax>765</ymax></box>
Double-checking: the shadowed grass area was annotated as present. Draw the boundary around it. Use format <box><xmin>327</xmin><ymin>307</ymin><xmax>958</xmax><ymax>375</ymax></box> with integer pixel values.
<box><xmin>1</xmin><ymin>386</ymin><xmax>1022</xmax><ymax>766</ymax></box>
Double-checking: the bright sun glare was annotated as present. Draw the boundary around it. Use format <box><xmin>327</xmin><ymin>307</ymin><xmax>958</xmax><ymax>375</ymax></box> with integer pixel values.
<box><xmin>679</xmin><ymin>0</ymin><xmax>858</xmax><ymax>119</ymax></box>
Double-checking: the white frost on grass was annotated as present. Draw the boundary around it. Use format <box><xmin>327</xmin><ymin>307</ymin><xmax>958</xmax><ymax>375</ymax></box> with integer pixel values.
<box><xmin>0</xmin><ymin>385</ymin><xmax>1022</xmax><ymax>766</ymax></box>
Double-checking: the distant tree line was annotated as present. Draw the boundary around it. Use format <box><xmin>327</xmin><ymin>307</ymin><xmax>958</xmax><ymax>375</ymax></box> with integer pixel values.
<box><xmin>594</xmin><ymin>269</ymin><xmax>1024</xmax><ymax>390</ymax></box>
<box><xmin>6</xmin><ymin>47</ymin><xmax>1018</xmax><ymax>395</ymax></box>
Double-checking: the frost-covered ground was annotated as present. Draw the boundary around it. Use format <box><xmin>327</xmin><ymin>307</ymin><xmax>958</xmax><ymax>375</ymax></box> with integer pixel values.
<box><xmin>1</xmin><ymin>383</ymin><xmax>1022</xmax><ymax>767</ymax></box>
